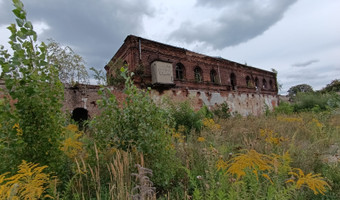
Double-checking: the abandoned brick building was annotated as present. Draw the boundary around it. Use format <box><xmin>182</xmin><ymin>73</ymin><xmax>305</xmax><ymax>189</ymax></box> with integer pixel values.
<box><xmin>105</xmin><ymin>35</ymin><xmax>278</xmax><ymax>116</ymax></box>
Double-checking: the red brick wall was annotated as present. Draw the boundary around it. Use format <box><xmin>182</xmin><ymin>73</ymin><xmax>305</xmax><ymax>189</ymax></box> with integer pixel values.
<box><xmin>107</xmin><ymin>35</ymin><xmax>278</xmax><ymax>96</ymax></box>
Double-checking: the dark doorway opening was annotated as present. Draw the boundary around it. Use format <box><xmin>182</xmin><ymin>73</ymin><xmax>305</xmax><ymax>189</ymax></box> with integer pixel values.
<box><xmin>72</xmin><ymin>108</ymin><xmax>89</xmax><ymax>129</ymax></box>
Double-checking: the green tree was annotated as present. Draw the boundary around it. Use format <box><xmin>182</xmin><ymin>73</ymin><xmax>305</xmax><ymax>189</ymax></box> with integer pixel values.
<box><xmin>321</xmin><ymin>79</ymin><xmax>340</xmax><ymax>93</ymax></box>
<box><xmin>287</xmin><ymin>84</ymin><xmax>313</xmax><ymax>99</ymax></box>
<box><xmin>47</xmin><ymin>39</ymin><xmax>89</xmax><ymax>85</ymax></box>
<box><xmin>0</xmin><ymin>0</ymin><xmax>65</xmax><ymax>174</ymax></box>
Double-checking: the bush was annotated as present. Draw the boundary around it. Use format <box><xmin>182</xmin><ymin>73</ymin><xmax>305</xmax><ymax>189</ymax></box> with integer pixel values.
<box><xmin>90</xmin><ymin>68</ymin><xmax>178</xmax><ymax>190</ymax></box>
<box><xmin>274</xmin><ymin>102</ymin><xmax>294</xmax><ymax>114</ymax></box>
<box><xmin>212</xmin><ymin>102</ymin><xmax>231</xmax><ymax>119</ymax></box>
<box><xmin>168</xmin><ymin>101</ymin><xmax>205</xmax><ymax>135</ymax></box>
<box><xmin>293</xmin><ymin>92</ymin><xmax>340</xmax><ymax>112</ymax></box>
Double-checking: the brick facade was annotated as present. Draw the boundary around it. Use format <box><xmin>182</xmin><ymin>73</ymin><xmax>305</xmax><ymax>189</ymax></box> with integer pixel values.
<box><xmin>106</xmin><ymin>35</ymin><xmax>278</xmax><ymax>96</ymax></box>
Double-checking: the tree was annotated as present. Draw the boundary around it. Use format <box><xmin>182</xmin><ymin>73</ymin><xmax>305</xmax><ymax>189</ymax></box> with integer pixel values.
<box><xmin>287</xmin><ymin>84</ymin><xmax>313</xmax><ymax>99</ymax></box>
<box><xmin>47</xmin><ymin>39</ymin><xmax>89</xmax><ymax>85</ymax></box>
<box><xmin>321</xmin><ymin>79</ymin><xmax>340</xmax><ymax>93</ymax></box>
<box><xmin>0</xmin><ymin>0</ymin><xmax>65</xmax><ymax>174</ymax></box>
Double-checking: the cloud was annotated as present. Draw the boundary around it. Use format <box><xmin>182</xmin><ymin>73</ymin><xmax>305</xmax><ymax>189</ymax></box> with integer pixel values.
<box><xmin>0</xmin><ymin>0</ymin><xmax>154</xmax><ymax>70</ymax></box>
<box><xmin>170</xmin><ymin>0</ymin><xmax>297</xmax><ymax>49</ymax></box>
<box><xmin>292</xmin><ymin>59</ymin><xmax>319</xmax><ymax>67</ymax></box>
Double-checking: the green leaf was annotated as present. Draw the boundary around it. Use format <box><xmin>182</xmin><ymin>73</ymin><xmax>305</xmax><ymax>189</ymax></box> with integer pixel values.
<box><xmin>24</xmin><ymin>21</ymin><xmax>33</xmax><ymax>29</ymax></box>
<box><xmin>16</xmin><ymin>18</ymin><xmax>24</xmax><ymax>27</ymax></box>
<box><xmin>13</xmin><ymin>0</ymin><xmax>24</xmax><ymax>10</ymax></box>
<box><xmin>12</xmin><ymin>8</ymin><xmax>25</xmax><ymax>20</ymax></box>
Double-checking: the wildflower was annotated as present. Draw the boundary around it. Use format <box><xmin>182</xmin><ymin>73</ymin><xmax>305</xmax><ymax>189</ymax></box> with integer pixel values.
<box><xmin>196</xmin><ymin>176</ymin><xmax>203</xmax><ymax>180</ymax></box>
<box><xmin>0</xmin><ymin>161</ymin><xmax>51</xmax><ymax>199</ymax></box>
<box><xmin>262</xmin><ymin>173</ymin><xmax>274</xmax><ymax>184</ymax></box>
<box><xmin>225</xmin><ymin>149</ymin><xmax>273</xmax><ymax>179</ymax></box>
<box><xmin>260</xmin><ymin>128</ymin><xmax>288</xmax><ymax>145</ymax></box>
<box><xmin>202</xmin><ymin>118</ymin><xmax>221</xmax><ymax>131</ymax></box>
<box><xmin>277</xmin><ymin>116</ymin><xmax>303</xmax><ymax>123</ymax></box>
<box><xmin>197</xmin><ymin>137</ymin><xmax>206</xmax><ymax>142</ymax></box>
<box><xmin>312</xmin><ymin>119</ymin><xmax>324</xmax><ymax>128</ymax></box>
<box><xmin>12</xmin><ymin>123</ymin><xmax>23</xmax><ymax>136</ymax></box>
<box><xmin>287</xmin><ymin>168</ymin><xmax>331</xmax><ymax>195</ymax></box>
<box><xmin>61</xmin><ymin>124</ymin><xmax>84</xmax><ymax>159</ymax></box>
<box><xmin>216</xmin><ymin>158</ymin><xmax>228</xmax><ymax>171</ymax></box>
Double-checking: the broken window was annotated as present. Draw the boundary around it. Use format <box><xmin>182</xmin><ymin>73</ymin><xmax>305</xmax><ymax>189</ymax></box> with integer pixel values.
<box><xmin>230</xmin><ymin>73</ymin><xmax>237</xmax><ymax>90</ymax></box>
<box><xmin>246</xmin><ymin>76</ymin><xmax>251</xmax><ymax>87</ymax></box>
<box><xmin>175</xmin><ymin>63</ymin><xmax>185</xmax><ymax>80</ymax></box>
<box><xmin>255</xmin><ymin>77</ymin><xmax>259</xmax><ymax>90</ymax></box>
<box><xmin>210</xmin><ymin>69</ymin><xmax>217</xmax><ymax>83</ymax></box>
<box><xmin>194</xmin><ymin>67</ymin><xmax>203</xmax><ymax>82</ymax></box>
<box><xmin>262</xmin><ymin>78</ymin><xmax>267</xmax><ymax>89</ymax></box>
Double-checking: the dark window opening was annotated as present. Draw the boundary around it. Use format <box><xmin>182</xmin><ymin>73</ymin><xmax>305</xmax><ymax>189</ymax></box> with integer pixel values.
<box><xmin>72</xmin><ymin>107</ymin><xmax>89</xmax><ymax>129</ymax></box>
<box><xmin>230</xmin><ymin>73</ymin><xmax>237</xmax><ymax>91</ymax></box>
<box><xmin>175</xmin><ymin>63</ymin><xmax>185</xmax><ymax>80</ymax></box>
<box><xmin>246</xmin><ymin>76</ymin><xmax>251</xmax><ymax>87</ymax></box>
<box><xmin>194</xmin><ymin>67</ymin><xmax>203</xmax><ymax>82</ymax></box>
<box><xmin>210</xmin><ymin>69</ymin><xmax>217</xmax><ymax>83</ymax></box>
<box><xmin>255</xmin><ymin>77</ymin><xmax>259</xmax><ymax>90</ymax></box>
<box><xmin>262</xmin><ymin>79</ymin><xmax>267</xmax><ymax>89</ymax></box>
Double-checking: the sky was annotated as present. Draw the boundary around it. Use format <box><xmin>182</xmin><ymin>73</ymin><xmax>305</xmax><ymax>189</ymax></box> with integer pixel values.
<box><xmin>0</xmin><ymin>0</ymin><xmax>339</xmax><ymax>94</ymax></box>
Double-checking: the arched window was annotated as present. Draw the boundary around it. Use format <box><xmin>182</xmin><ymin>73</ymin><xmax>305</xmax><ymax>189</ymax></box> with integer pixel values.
<box><xmin>246</xmin><ymin>76</ymin><xmax>251</xmax><ymax>87</ymax></box>
<box><xmin>262</xmin><ymin>78</ymin><xmax>267</xmax><ymax>89</ymax></box>
<box><xmin>210</xmin><ymin>69</ymin><xmax>217</xmax><ymax>83</ymax></box>
<box><xmin>194</xmin><ymin>67</ymin><xmax>203</xmax><ymax>82</ymax></box>
<box><xmin>255</xmin><ymin>77</ymin><xmax>259</xmax><ymax>89</ymax></box>
<box><xmin>230</xmin><ymin>73</ymin><xmax>237</xmax><ymax>90</ymax></box>
<box><xmin>175</xmin><ymin>63</ymin><xmax>185</xmax><ymax>80</ymax></box>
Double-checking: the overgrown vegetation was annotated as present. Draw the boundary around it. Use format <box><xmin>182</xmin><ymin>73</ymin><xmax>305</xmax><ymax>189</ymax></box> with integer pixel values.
<box><xmin>1</xmin><ymin>1</ymin><xmax>340</xmax><ymax>199</ymax></box>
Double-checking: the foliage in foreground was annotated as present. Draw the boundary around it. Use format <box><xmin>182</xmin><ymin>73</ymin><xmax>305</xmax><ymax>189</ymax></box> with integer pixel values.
<box><xmin>90</xmin><ymin>68</ymin><xmax>178</xmax><ymax>189</ymax></box>
<box><xmin>0</xmin><ymin>0</ymin><xmax>65</xmax><ymax>175</ymax></box>
<box><xmin>1</xmin><ymin>1</ymin><xmax>339</xmax><ymax>199</ymax></box>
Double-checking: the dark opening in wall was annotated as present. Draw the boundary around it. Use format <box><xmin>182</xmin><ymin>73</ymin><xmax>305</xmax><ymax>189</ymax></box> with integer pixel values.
<box><xmin>175</xmin><ymin>63</ymin><xmax>185</xmax><ymax>80</ymax></box>
<box><xmin>230</xmin><ymin>73</ymin><xmax>237</xmax><ymax>91</ymax></box>
<box><xmin>72</xmin><ymin>107</ymin><xmax>89</xmax><ymax>124</ymax></box>
<box><xmin>194</xmin><ymin>67</ymin><xmax>203</xmax><ymax>82</ymax></box>
<box><xmin>210</xmin><ymin>69</ymin><xmax>217</xmax><ymax>83</ymax></box>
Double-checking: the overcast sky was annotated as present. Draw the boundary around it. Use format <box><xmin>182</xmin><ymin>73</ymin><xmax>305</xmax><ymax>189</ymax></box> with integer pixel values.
<box><xmin>0</xmin><ymin>0</ymin><xmax>339</xmax><ymax>94</ymax></box>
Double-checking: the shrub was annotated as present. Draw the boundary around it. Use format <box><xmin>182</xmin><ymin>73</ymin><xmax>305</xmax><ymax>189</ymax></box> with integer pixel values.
<box><xmin>168</xmin><ymin>101</ymin><xmax>205</xmax><ymax>135</ymax></box>
<box><xmin>90</xmin><ymin>68</ymin><xmax>178</xmax><ymax>189</ymax></box>
<box><xmin>0</xmin><ymin>0</ymin><xmax>65</xmax><ymax>175</ymax></box>
<box><xmin>293</xmin><ymin>92</ymin><xmax>340</xmax><ymax>112</ymax></box>
<box><xmin>274</xmin><ymin>101</ymin><xmax>294</xmax><ymax>114</ymax></box>
<box><xmin>212</xmin><ymin>102</ymin><xmax>231</xmax><ymax>119</ymax></box>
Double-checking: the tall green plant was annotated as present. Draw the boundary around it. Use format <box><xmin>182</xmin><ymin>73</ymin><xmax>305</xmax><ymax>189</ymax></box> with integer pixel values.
<box><xmin>0</xmin><ymin>0</ymin><xmax>65</xmax><ymax>174</ymax></box>
<box><xmin>90</xmin><ymin>68</ymin><xmax>178</xmax><ymax>189</ymax></box>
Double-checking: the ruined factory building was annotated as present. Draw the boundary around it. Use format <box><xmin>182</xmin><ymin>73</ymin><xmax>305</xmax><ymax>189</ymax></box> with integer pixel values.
<box><xmin>105</xmin><ymin>35</ymin><xmax>278</xmax><ymax>116</ymax></box>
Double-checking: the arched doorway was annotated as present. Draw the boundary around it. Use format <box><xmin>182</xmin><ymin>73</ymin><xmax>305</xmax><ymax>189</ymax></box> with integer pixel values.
<box><xmin>72</xmin><ymin>107</ymin><xmax>89</xmax><ymax>129</ymax></box>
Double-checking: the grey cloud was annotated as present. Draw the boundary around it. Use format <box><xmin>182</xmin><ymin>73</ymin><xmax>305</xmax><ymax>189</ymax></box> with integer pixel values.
<box><xmin>170</xmin><ymin>0</ymin><xmax>297</xmax><ymax>49</ymax></box>
<box><xmin>0</xmin><ymin>0</ymin><xmax>154</xmax><ymax>71</ymax></box>
<box><xmin>292</xmin><ymin>59</ymin><xmax>319</xmax><ymax>67</ymax></box>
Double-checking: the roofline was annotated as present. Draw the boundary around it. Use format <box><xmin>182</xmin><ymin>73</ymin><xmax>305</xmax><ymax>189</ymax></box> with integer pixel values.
<box><xmin>111</xmin><ymin>34</ymin><xmax>276</xmax><ymax>76</ymax></box>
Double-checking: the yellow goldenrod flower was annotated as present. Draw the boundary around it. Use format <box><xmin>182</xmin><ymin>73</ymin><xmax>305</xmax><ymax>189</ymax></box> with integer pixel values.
<box><xmin>287</xmin><ymin>168</ymin><xmax>331</xmax><ymax>195</ymax></box>
<box><xmin>197</xmin><ymin>137</ymin><xmax>206</xmax><ymax>142</ymax></box>
<box><xmin>277</xmin><ymin>116</ymin><xmax>303</xmax><ymax>123</ymax></box>
<box><xmin>225</xmin><ymin>149</ymin><xmax>273</xmax><ymax>179</ymax></box>
<box><xmin>202</xmin><ymin>118</ymin><xmax>221</xmax><ymax>131</ymax></box>
<box><xmin>0</xmin><ymin>161</ymin><xmax>51</xmax><ymax>199</ymax></box>
<box><xmin>260</xmin><ymin>129</ymin><xmax>288</xmax><ymax>145</ymax></box>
